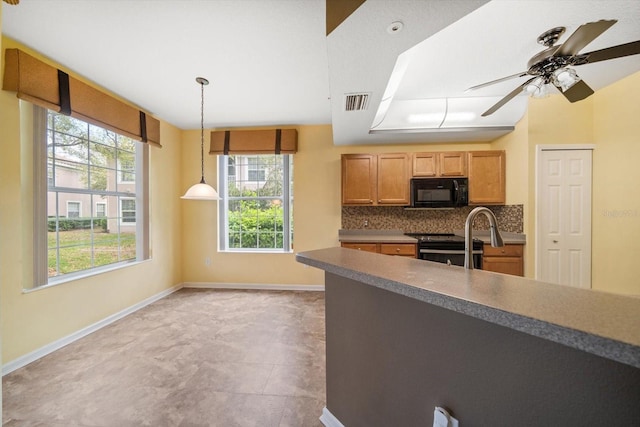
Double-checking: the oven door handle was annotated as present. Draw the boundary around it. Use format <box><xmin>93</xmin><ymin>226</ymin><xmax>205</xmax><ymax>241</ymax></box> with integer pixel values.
<box><xmin>419</xmin><ymin>249</ymin><xmax>483</xmax><ymax>255</ymax></box>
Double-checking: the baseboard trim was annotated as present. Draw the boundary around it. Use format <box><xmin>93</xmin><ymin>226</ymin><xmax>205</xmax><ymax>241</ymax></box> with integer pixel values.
<box><xmin>182</xmin><ymin>282</ymin><xmax>325</xmax><ymax>291</ymax></box>
<box><xmin>2</xmin><ymin>284</ymin><xmax>183</xmax><ymax>376</ymax></box>
<box><xmin>320</xmin><ymin>407</ymin><xmax>345</xmax><ymax>427</ymax></box>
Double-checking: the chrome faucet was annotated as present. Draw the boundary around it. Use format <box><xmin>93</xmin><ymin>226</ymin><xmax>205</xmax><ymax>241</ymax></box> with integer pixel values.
<box><xmin>464</xmin><ymin>206</ymin><xmax>504</xmax><ymax>269</ymax></box>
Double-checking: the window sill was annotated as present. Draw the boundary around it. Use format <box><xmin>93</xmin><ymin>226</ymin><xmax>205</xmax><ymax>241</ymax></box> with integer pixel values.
<box><xmin>23</xmin><ymin>259</ymin><xmax>151</xmax><ymax>293</ymax></box>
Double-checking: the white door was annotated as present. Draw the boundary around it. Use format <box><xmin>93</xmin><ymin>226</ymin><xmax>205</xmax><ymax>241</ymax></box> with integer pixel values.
<box><xmin>536</xmin><ymin>148</ymin><xmax>592</xmax><ymax>288</ymax></box>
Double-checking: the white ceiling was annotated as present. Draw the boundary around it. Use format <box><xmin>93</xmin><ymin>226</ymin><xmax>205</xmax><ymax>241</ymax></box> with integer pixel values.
<box><xmin>2</xmin><ymin>0</ymin><xmax>331</xmax><ymax>129</ymax></box>
<box><xmin>3</xmin><ymin>0</ymin><xmax>640</xmax><ymax>146</ymax></box>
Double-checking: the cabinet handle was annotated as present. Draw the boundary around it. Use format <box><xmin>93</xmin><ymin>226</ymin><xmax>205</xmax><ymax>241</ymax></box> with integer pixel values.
<box><xmin>396</xmin><ymin>248</ymin><xmax>400</xmax><ymax>252</ymax></box>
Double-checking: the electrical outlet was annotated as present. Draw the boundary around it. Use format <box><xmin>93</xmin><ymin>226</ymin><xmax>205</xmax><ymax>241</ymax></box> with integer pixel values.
<box><xmin>434</xmin><ymin>407</ymin><xmax>459</xmax><ymax>427</ymax></box>
<box><xmin>205</xmin><ymin>257</ymin><xmax>211</xmax><ymax>266</ymax></box>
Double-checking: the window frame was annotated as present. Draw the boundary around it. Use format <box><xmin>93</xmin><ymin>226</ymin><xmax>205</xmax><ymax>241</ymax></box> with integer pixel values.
<box><xmin>119</xmin><ymin>197</ymin><xmax>136</xmax><ymax>225</ymax></box>
<box><xmin>95</xmin><ymin>201</ymin><xmax>107</xmax><ymax>217</ymax></box>
<box><xmin>217</xmin><ymin>154</ymin><xmax>293</xmax><ymax>253</ymax></box>
<box><xmin>32</xmin><ymin>105</ymin><xmax>150</xmax><ymax>288</ymax></box>
<box><xmin>66</xmin><ymin>201</ymin><xmax>81</xmax><ymax>218</ymax></box>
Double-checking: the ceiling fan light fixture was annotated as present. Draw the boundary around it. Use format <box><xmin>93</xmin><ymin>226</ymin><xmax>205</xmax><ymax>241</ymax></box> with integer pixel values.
<box><xmin>553</xmin><ymin>68</ymin><xmax>581</xmax><ymax>92</ymax></box>
<box><xmin>525</xmin><ymin>77</ymin><xmax>549</xmax><ymax>98</ymax></box>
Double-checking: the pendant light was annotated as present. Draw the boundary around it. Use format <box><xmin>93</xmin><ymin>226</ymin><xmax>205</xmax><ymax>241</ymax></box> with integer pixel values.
<box><xmin>181</xmin><ymin>77</ymin><xmax>220</xmax><ymax>200</ymax></box>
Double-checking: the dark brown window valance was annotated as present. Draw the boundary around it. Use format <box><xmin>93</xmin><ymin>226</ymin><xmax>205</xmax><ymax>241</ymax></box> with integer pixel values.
<box><xmin>2</xmin><ymin>48</ymin><xmax>161</xmax><ymax>147</ymax></box>
<box><xmin>209</xmin><ymin>129</ymin><xmax>297</xmax><ymax>155</ymax></box>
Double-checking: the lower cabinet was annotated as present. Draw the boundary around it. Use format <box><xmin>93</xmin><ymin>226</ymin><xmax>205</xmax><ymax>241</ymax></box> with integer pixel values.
<box><xmin>482</xmin><ymin>244</ymin><xmax>524</xmax><ymax>276</ymax></box>
<box><xmin>341</xmin><ymin>242</ymin><xmax>417</xmax><ymax>258</ymax></box>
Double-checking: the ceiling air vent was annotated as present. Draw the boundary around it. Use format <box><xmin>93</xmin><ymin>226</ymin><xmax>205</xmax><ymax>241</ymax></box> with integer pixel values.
<box><xmin>344</xmin><ymin>92</ymin><xmax>370</xmax><ymax>111</ymax></box>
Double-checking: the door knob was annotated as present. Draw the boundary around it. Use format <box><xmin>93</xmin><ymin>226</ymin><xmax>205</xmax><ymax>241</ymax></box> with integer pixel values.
<box><xmin>553</xmin><ymin>240</ymin><xmax>558</xmax><ymax>243</ymax></box>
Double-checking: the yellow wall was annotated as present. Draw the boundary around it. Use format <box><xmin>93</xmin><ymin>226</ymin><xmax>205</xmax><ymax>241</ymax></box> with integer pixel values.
<box><xmin>2</xmin><ymin>27</ymin><xmax>638</xmax><ymax>368</ymax></box>
<box><xmin>0</xmin><ymin>38</ymin><xmax>184</xmax><ymax>363</ymax></box>
<box><xmin>591</xmin><ymin>72</ymin><xmax>640</xmax><ymax>295</ymax></box>
<box><xmin>493</xmin><ymin>71</ymin><xmax>640</xmax><ymax>295</ymax></box>
<box><xmin>180</xmin><ymin>125</ymin><xmax>490</xmax><ymax>285</ymax></box>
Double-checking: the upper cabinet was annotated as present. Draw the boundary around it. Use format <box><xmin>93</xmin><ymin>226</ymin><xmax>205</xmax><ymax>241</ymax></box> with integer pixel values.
<box><xmin>439</xmin><ymin>151</ymin><xmax>467</xmax><ymax>176</ymax></box>
<box><xmin>467</xmin><ymin>150</ymin><xmax>506</xmax><ymax>205</ymax></box>
<box><xmin>412</xmin><ymin>152</ymin><xmax>438</xmax><ymax>177</ymax></box>
<box><xmin>413</xmin><ymin>152</ymin><xmax>466</xmax><ymax>177</ymax></box>
<box><xmin>342</xmin><ymin>153</ymin><xmax>410</xmax><ymax>206</ymax></box>
<box><xmin>342</xmin><ymin>154</ymin><xmax>377</xmax><ymax>205</ymax></box>
<box><xmin>343</xmin><ymin>150</ymin><xmax>505</xmax><ymax>206</ymax></box>
<box><xmin>377</xmin><ymin>153</ymin><xmax>411</xmax><ymax>205</ymax></box>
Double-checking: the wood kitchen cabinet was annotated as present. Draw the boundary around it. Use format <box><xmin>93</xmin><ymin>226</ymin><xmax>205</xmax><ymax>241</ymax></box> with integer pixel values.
<box><xmin>482</xmin><ymin>244</ymin><xmax>524</xmax><ymax>276</ymax></box>
<box><xmin>439</xmin><ymin>151</ymin><xmax>467</xmax><ymax>176</ymax></box>
<box><xmin>468</xmin><ymin>150</ymin><xmax>506</xmax><ymax>205</ymax></box>
<box><xmin>341</xmin><ymin>242</ymin><xmax>378</xmax><ymax>253</ymax></box>
<box><xmin>342</xmin><ymin>153</ymin><xmax>410</xmax><ymax>206</ymax></box>
<box><xmin>342</xmin><ymin>154</ymin><xmax>377</xmax><ymax>205</ymax></box>
<box><xmin>341</xmin><ymin>242</ymin><xmax>417</xmax><ymax>258</ymax></box>
<box><xmin>412</xmin><ymin>152</ymin><xmax>438</xmax><ymax>177</ymax></box>
<box><xmin>413</xmin><ymin>151</ymin><xmax>467</xmax><ymax>177</ymax></box>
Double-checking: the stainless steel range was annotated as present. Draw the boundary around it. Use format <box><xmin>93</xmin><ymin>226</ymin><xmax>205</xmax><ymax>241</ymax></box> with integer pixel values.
<box><xmin>405</xmin><ymin>233</ymin><xmax>483</xmax><ymax>268</ymax></box>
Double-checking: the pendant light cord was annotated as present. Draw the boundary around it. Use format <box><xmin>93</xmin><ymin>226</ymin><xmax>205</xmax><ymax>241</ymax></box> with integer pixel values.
<box><xmin>200</xmin><ymin>80</ymin><xmax>206</xmax><ymax>183</ymax></box>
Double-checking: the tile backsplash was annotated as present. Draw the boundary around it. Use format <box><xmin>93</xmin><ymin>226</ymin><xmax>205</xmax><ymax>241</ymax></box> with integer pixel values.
<box><xmin>342</xmin><ymin>205</ymin><xmax>523</xmax><ymax>233</ymax></box>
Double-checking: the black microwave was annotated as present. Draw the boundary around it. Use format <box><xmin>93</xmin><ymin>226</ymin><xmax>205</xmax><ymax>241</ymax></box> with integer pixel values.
<box><xmin>410</xmin><ymin>178</ymin><xmax>468</xmax><ymax>208</ymax></box>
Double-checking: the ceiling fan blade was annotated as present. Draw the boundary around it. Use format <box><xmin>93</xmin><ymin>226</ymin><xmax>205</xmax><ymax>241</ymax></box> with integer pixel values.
<box><xmin>481</xmin><ymin>77</ymin><xmax>537</xmax><ymax>117</ymax></box>
<box><xmin>582</xmin><ymin>40</ymin><xmax>640</xmax><ymax>64</ymax></box>
<box><xmin>467</xmin><ymin>72</ymin><xmax>528</xmax><ymax>91</ymax></box>
<box><xmin>554</xmin><ymin>19</ymin><xmax>617</xmax><ymax>57</ymax></box>
<box><xmin>562</xmin><ymin>80</ymin><xmax>594</xmax><ymax>103</ymax></box>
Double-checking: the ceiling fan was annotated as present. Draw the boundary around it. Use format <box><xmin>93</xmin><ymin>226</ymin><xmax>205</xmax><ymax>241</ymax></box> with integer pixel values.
<box><xmin>469</xmin><ymin>19</ymin><xmax>640</xmax><ymax>116</ymax></box>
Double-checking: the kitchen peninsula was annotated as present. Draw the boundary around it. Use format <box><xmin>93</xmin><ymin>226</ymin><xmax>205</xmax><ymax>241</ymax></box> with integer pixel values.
<box><xmin>296</xmin><ymin>247</ymin><xmax>640</xmax><ymax>426</ymax></box>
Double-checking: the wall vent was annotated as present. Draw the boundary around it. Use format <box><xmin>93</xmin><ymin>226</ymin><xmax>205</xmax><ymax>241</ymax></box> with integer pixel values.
<box><xmin>344</xmin><ymin>93</ymin><xmax>370</xmax><ymax>111</ymax></box>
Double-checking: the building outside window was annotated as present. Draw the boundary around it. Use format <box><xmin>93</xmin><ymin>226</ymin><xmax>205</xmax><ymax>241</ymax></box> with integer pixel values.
<box><xmin>96</xmin><ymin>202</ymin><xmax>106</xmax><ymax>217</ymax></box>
<box><xmin>247</xmin><ymin>156</ymin><xmax>267</xmax><ymax>182</ymax></box>
<box><xmin>118</xmin><ymin>155</ymin><xmax>135</xmax><ymax>183</ymax></box>
<box><xmin>218</xmin><ymin>154</ymin><xmax>293</xmax><ymax>251</ymax></box>
<box><xmin>66</xmin><ymin>201</ymin><xmax>81</xmax><ymax>218</ymax></box>
<box><xmin>120</xmin><ymin>198</ymin><xmax>136</xmax><ymax>224</ymax></box>
<box><xmin>34</xmin><ymin>107</ymin><xmax>149</xmax><ymax>285</ymax></box>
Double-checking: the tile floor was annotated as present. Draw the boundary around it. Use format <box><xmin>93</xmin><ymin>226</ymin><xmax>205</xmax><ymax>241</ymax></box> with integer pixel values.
<box><xmin>2</xmin><ymin>289</ymin><xmax>326</xmax><ymax>427</ymax></box>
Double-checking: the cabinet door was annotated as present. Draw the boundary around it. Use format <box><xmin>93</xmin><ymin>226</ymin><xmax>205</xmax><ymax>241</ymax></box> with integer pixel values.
<box><xmin>377</xmin><ymin>153</ymin><xmax>410</xmax><ymax>205</ymax></box>
<box><xmin>413</xmin><ymin>152</ymin><xmax>438</xmax><ymax>177</ymax></box>
<box><xmin>342</xmin><ymin>154</ymin><xmax>377</xmax><ymax>205</ymax></box>
<box><xmin>468</xmin><ymin>151</ymin><xmax>506</xmax><ymax>205</ymax></box>
<box><xmin>439</xmin><ymin>152</ymin><xmax>467</xmax><ymax>176</ymax></box>
<box><xmin>483</xmin><ymin>243</ymin><xmax>524</xmax><ymax>276</ymax></box>
<box><xmin>482</xmin><ymin>256</ymin><xmax>524</xmax><ymax>276</ymax></box>
<box><xmin>341</xmin><ymin>243</ymin><xmax>378</xmax><ymax>253</ymax></box>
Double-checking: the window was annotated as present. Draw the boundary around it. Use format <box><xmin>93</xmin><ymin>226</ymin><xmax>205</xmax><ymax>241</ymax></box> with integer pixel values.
<box><xmin>247</xmin><ymin>156</ymin><xmax>267</xmax><ymax>182</ymax></box>
<box><xmin>34</xmin><ymin>106</ymin><xmax>149</xmax><ymax>285</ymax></box>
<box><xmin>120</xmin><ymin>198</ymin><xmax>136</xmax><ymax>224</ymax></box>
<box><xmin>218</xmin><ymin>154</ymin><xmax>293</xmax><ymax>251</ymax></box>
<box><xmin>118</xmin><ymin>155</ymin><xmax>135</xmax><ymax>183</ymax></box>
<box><xmin>67</xmin><ymin>201</ymin><xmax>81</xmax><ymax>218</ymax></box>
<box><xmin>96</xmin><ymin>202</ymin><xmax>106</xmax><ymax>217</ymax></box>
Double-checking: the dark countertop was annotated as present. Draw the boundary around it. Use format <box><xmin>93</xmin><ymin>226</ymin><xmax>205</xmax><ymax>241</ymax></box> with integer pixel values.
<box><xmin>296</xmin><ymin>247</ymin><xmax>640</xmax><ymax>368</ymax></box>
<box><xmin>453</xmin><ymin>229</ymin><xmax>526</xmax><ymax>245</ymax></box>
<box><xmin>338</xmin><ymin>229</ymin><xmax>418</xmax><ymax>244</ymax></box>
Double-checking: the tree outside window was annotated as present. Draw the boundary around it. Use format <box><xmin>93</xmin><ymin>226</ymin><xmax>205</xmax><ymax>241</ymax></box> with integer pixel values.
<box><xmin>219</xmin><ymin>154</ymin><xmax>293</xmax><ymax>251</ymax></box>
<box><xmin>39</xmin><ymin>108</ymin><xmax>148</xmax><ymax>283</ymax></box>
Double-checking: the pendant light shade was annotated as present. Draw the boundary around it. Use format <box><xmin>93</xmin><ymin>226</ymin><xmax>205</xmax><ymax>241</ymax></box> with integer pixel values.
<box><xmin>182</xmin><ymin>77</ymin><xmax>219</xmax><ymax>201</ymax></box>
<box><xmin>182</xmin><ymin>180</ymin><xmax>220</xmax><ymax>200</ymax></box>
